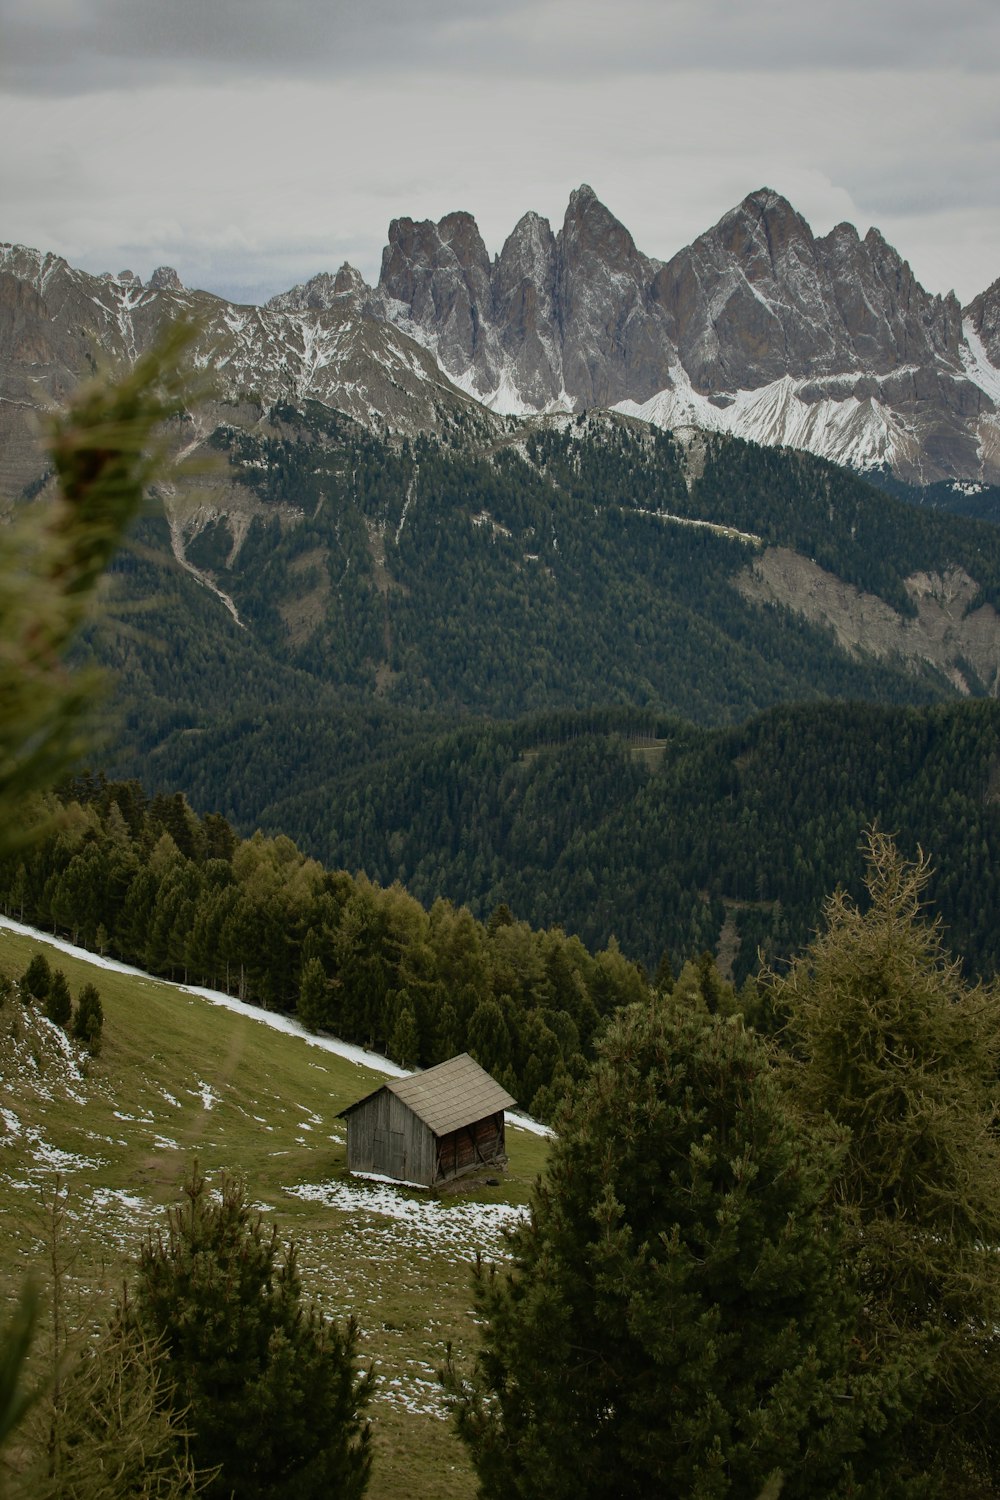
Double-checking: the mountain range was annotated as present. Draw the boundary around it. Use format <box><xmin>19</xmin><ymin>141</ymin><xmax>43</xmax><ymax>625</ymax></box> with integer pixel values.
<box><xmin>3</xmin><ymin>187</ymin><xmax>1000</xmax><ymax>1022</ymax></box>
<box><xmin>4</xmin><ymin>184</ymin><xmax>1000</xmax><ymax>498</ymax></box>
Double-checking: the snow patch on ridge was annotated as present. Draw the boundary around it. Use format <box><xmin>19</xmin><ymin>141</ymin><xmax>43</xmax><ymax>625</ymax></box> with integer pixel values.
<box><xmin>614</xmin><ymin>367</ymin><xmax>913</xmax><ymax>474</ymax></box>
<box><xmin>961</xmin><ymin>319</ymin><xmax>1000</xmax><ymax>406</ymax></box>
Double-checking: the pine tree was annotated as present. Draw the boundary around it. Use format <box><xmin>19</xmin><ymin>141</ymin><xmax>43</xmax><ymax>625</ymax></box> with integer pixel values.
<box><xmin>72</xmin><ymin>982</ymin><xmax>104</xmax><ymax>1055</ymax></box>
<box><xmin>21</xmin><ymin>953</ymin><xmax>51</xmax><ymax>1001</ymax></box>
<box><xmin>389</xmin><ymin>999</ymin><xmax>419</xmax><ymax>1068</ymax></box>
<box><xmin>133</xmin><ymin>1165</ymin><xmax>373</xmax><ymax>1500</ymax></box>
<box><xmin>764</xmin><ymin>830</ymin><xmax>1000</xmax><ymax>1493</ymax></box>
<box><xmin>24</xmin><ymin>1315</ymin><xmax>200</xmax><ymax>1500</ymax></box>
<box><xmin>445</xmin><ymin>995</ymin><xmax>901</xmax><ymax>1499</ymax></box>
<box><xmin>44</xmin><ymin>970</ymin><xmax>72</xmax><ymax>1029</ymax></box>
<box><xmin>15</xmin><ymin>1181</ymin><xmax>200</xmax><ymax>1500</ymax></box>
<box><xmin>296</xmin><ymin>955</ymin><xmax>328</xmax><ymax>1033</ymax></box>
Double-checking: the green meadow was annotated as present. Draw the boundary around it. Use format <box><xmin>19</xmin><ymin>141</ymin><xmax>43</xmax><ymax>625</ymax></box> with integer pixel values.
<box><xmin>0</xmin><ymin>924</ymin><xmax>550</xmax><ymax>1500</ymax></box>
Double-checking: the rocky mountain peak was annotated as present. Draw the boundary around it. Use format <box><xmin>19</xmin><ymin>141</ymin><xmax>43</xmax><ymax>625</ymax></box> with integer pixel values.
<box><xmin>498</xmin><ymin>211</ymin><xmax>556</xmax><ymax>289</ymax></box>
<box><xmin>436</xmin><ymin>211</ymin><xmax>492</xmax><ymax>276</ymax></box>
<box><xmin>147</xmin><ymin>265</ymin><xmax>183</xmax><ymax>292</ymax></box>
<box><xmin>334</xmin><ymin>262</ymin><xmax>368</xmax><ymax>297</ymax></box>
<box><xmin>267</xmin><ymin>263</ymin><xmax>370</xmax><ymax>314</ymax></box>
<box><xmin>965</xmin><ymin>276</ymin><xmax>1000</xmax><ymax>364</ymax></box>
<box><xmin>6</xmin><ymin>183</ymin><xmax>996</xmax><ymax>492</ymax></box>
<box><xmin>559</xmin><ymin>183</ymin><xmax>644</xmax><ymax>272</ymax></box>
<box><xmin>376</xmin><ymin>211</ymin><xmax>496</xmax><ymax>376</ymax></box>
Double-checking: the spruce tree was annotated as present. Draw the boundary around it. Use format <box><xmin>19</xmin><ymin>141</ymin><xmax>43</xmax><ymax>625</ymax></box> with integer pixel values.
<box><xmin>44</xmin><ymin>970</ymin><xmax>72</xmax><ymax>1029</ymax></box>
<box><xmin>72</xmin><ymin>982</ymin><xmax>104</xmax><ymax>1055</ymax></box>
<box><xmin>389</xmin><ymin>999</ymin><xmax>419</xmax><ymax>1068</ymax></box>
<box><xmin>445</xmin><ymin>995</ymin><xmax>900</xmax><ymax>1499</ymax></box>
<box><xmin>296</xmin><ymin>955</ymin><xmax>328</xmax><ymax>1033</ymax></box>
<box><xmin>764</xmin><ymin>830</ymin><xmax>1000</xmax><ymax>1493</ymax></box>
<box><xmin>133</xmin><ymin>1165</ymin><xmax>373</xmax><ymax>1500</ymax></box>
<box><xmin>22</xmin><ymin>953</ymin><xmax>51</xmax><ymax>1001</ymax></box>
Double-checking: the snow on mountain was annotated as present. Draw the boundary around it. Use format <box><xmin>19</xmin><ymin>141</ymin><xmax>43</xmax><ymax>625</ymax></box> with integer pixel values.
<box><xmin>3</xmin><ymin>181</ymin><xmax>1000</xmax><ymax>489</ymax></box>
<box><xmin>614</xmin><ymin>367</ymin><xmax>918</xmax><ymax>475</ymax></box>
<box><xmin>370</xmin><ymin>187</ymin><xmax>999</xmax><ymax>485</ymax></box>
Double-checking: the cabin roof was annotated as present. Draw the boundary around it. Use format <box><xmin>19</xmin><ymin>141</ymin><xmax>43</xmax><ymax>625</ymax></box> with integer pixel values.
<box><xmin>340</xmin><ymin>1053</ymin><xmax>516</xmax><ymax>1137</ymax></box>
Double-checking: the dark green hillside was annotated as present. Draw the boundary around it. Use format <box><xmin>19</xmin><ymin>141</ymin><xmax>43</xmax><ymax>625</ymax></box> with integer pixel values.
<box><xmin>67</xmin><ymin>410</ymin><xmax>1000</xmax><ymax>992</ymax></box>
<box><xmin>98</xmin><ymin>699</ymin><xmax>1000</xmax><ymax>992</ymax></box>
<box><xmin>0</xmin><ymin>779</ymin><xmax>651</xmax><ymax>1118</ymax></box>
<box><xmin>679</xmin><ymin>436</ymin><xmax>1000</xmax><ymax>614</ymax></box>
<box><xmin>317</xmin><ymin>698</ymin><xmax>1000</xmax><ymax>983</ymax></box>
<box><xmin>866</xmin><ymin>469</ymin><xmax>1000</xmax><ymax>528</ymax></box>
<box><xmin>98</xmin><ymin>409</ymin><xmax>1000</xmax><ymax>834</ymax></box>
<box><xmin>97</xmin><ymin>409</ymin><xmax>990</xmax><ymax>767</ymax></box>
<box><xmin>190</xmin><ymin>412</ymin><xmax>943</xmax><ymax>718</ymax></box>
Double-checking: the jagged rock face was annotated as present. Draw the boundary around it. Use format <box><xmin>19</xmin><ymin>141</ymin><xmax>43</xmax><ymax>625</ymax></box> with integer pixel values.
<box><xmin>267</xmin><ymin>262</ymin><xmax>369</xmax><ymax>314</ymax></box>
<box><xmin>652</xmin><ymin>193</ymin><xmax>962</xmax><ymax>393</ymax></box>
<box><xmin>371</xmin><ymin>185</ymin><xmax>1000</xmax><ymax>483</ymax></box>
<box><xmin>966</xmin><ymin>277</ymin><xmax>1000</xmax><ymax>365</ymax></box>
<box><xmin>376</xmin><ymin>185</ymin><xmax>679</xmax><ymax>411</ymax></box>
<box><xmin>493</xmin><ymin>211</ymin><xmax>562</xmax><ymax>406</ymax></box>
<box><xmin>148</xmin><ymin>265</ymin><xmax>183</xmax><ymax>292</ymax></box>
<box><xmin>3</xmin><ymin>181</ymin><xmax>1000</xmax><ymax>488</ymax></box>
<box><xmin>556</xmin><ymin>185</ymin><xmax>675</xmax><ymax>407</ymax></box>
<box><xmin>377</xmin><ymin>210</ymin><xmax>496</xmax><ymax>377</ymax></box>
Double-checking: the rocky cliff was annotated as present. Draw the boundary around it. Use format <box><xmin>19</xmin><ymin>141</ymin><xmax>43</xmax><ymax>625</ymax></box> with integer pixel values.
<box><xmin>3</xmin><ymin>183</ymin><xmax>1000</xmax><ymax>492</ymax></box>
<box><xmin>372</xmin><ymin>185</ymin><xmax>1000</xmax><ymax>485</ymax></box>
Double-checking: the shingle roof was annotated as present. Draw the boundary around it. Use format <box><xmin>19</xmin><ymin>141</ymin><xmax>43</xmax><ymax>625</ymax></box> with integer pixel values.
<box><xmin>341</xmin><ymin>1053</ymin><xmax>516</xmax><ymax>1137</ymax></box>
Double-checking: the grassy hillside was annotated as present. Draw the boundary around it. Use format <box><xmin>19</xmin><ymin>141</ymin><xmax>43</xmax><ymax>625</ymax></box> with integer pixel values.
<box><xmin>0</xmin><ymin>923</ymin><xmax>549</xmax><ymax>1500</ymax></box>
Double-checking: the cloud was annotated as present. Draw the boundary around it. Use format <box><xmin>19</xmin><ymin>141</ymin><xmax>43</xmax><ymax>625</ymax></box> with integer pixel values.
<box><xmin>4</xmin><ymin>0</ymin><xmax>999</xmax><ymax>96</ymax></box>
<box><xmin>0</xmin><ymin>1</ymin><xmax>997</xmax><ymax>305</ymax></box>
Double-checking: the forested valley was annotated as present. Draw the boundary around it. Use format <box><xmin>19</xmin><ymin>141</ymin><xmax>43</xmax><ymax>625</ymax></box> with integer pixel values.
<box><xmin>7</xmin><ymin>678</ymin><xmax>1000</xmax><ymax>1131</ymax></box>
<box><xmin>60</xmin><ymin>400</ymin><xmax>1000</xmax><ymax>996</ymax></box>
<box><xmin>90</xmin><ymin>697</ymin><xmax>1000</xmax><ymax>988</ymax></box>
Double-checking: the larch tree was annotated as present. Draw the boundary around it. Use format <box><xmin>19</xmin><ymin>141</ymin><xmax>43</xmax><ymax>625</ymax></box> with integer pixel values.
<box><xmin>764</xmin><ymin>830</ymin><xmax>1000</xmax><ymax>1495</ymax></box>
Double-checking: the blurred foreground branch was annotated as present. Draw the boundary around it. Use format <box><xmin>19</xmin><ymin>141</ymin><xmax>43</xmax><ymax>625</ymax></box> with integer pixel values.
<box><xmin>0</xmin><ymin>321</ymin><xmax>202</xmax><ymax>852</ymax></box>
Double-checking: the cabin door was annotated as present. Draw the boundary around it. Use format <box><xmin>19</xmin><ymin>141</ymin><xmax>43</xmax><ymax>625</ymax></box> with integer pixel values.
<box><xmin>390</xmin><ymin>1129</ymin><xmax>406</xmax><ymax>1179</ymax></box>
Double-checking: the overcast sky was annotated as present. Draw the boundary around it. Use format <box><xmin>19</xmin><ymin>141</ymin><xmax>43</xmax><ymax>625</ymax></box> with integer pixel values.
<box><xmin>2</xmin><ymin>0</ymin><xmax>998</xmax><ymax>306</ymax></box>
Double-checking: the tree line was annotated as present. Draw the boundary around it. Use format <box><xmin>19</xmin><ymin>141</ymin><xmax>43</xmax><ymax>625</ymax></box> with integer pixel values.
<box><xmin>133</xmin><ymin>697</ymin><xmax>1000</xmax><ymax>986</ymax></box>
<box><xmin>0</xmin><ymin>777</ymin><xmax>654</xmax><ymax>1119</ymax></box>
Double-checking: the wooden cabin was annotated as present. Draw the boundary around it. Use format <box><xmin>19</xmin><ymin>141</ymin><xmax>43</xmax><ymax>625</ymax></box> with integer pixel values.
<box><xmin>339</xmin><ymin>1053</ymin><xmax>516</xmax><ymax>1187</ymax></box>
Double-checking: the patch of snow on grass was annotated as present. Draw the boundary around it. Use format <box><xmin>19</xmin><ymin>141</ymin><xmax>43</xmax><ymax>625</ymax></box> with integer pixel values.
<box><xmin>83</xmin><ymin>1186</ymin><xmax>159</xmax><ymax>1250</ymax></box>
<box><xmin>381</xmin><ymin>1367</ymin><xmax>448</xmax><ymax>1421</ymax></box>
<box><xmin>191</xmin><ymin>1080</ymin><xmax>218</xmax><ymax>1111</ymax></box>
<box><xmin>26</xmin><ymin>1133</ymin><xmax>103</xmax><ymax>1175</ymax></box>
<box><xmin>90</xmin><ymin>1187</ymin><xmax>148</xmax><ymax>1215</ymax></box>
<box><xmin>285</xmin><ymin>1177</ymin><xmax>527</xmax><ymax>1266</ymax></box>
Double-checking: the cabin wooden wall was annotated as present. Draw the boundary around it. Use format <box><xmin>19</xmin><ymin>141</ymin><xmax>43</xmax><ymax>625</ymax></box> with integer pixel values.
<box><xmin>345</xmin><ymin>1089</ymin><xmax>437</xmax><ymax>1185</ymax></box>
<box><xmin>436</xmin><ymin>1113</ymin><xmax>506</xmax><ymax>1181</ymax></box>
